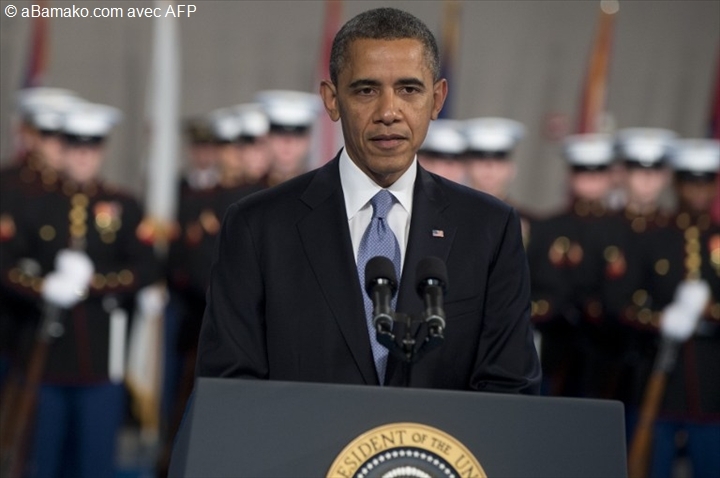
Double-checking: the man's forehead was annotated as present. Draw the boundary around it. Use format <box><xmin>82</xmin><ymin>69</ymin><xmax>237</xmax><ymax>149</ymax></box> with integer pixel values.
<box><xmin>341</xmin><ymin>38</ymin><xmax>432</xmax><ymax>82</ymax></box>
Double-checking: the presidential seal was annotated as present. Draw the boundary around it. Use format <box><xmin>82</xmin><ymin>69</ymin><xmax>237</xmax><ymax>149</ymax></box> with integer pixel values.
<box><xmin>327</xmin><ymin>422</ymin><xmax>486</xmax><ymax>478</ymax></box>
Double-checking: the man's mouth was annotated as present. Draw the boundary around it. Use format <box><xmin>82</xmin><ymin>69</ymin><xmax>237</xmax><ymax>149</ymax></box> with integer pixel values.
<box><xmin>370</xmin><ymin>134</ymin><xmax>406</xmax><ymax>149</ymax></box>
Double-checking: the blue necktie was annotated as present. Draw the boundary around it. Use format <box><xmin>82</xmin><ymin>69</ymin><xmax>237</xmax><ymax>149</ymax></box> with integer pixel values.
<box><xmin>357</xmin><ymin>189</ymin><xmax>401</xmax><ymax>384</ymax></box>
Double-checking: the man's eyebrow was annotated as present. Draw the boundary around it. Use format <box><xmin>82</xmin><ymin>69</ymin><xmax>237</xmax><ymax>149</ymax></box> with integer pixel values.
<box><xmin>347</xmin><ymin>78</ymin><xmax>426</xmax><ymax>89</ymax></box>
<box><xmin>395</xmin><ymin>78</ymin><xmax>426</xmax><ymax>88</ymax></box>
<box><xmin>348</xmin><ymin>79</ymin><xmax>382</xmax><ymax>89</ymax></box>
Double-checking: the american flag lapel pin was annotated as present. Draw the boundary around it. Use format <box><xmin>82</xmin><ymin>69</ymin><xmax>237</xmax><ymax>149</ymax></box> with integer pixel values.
<box><xmin>432</xmin><ymin>229</ymin><xmax>444</xmax><ymax>238</ymax></box>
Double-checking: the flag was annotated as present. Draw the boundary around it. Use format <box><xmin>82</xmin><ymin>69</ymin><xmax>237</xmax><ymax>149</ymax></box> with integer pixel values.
<box><xmin>311</xmin><ymin>0</ymin><xmax>343</xmax><ymax>167</ymax></box>
<box><xmin>22</xmin><ymin>0</ymin><xmax>50</xmax><ymax>87</ymax></box>
<box><xmin>710</xmin><ymin>51</ymin><xmax>720</xmax><ymax>224</ymax></box>
<box><xmin>576</xmin><ymin>3</ymin><xmax>617</xmax><ymax>134</ymax></box>
<box><xmin>12</xmin><ymin>0</ymin><xmax>51</xmax><ymax>158</ymax></box>
<box><xmin>438</xmin><ymin>0</ymin><xmax>462</xmax><ymax>119</ymax></box>
<box><xmin>126</xmin><ymin>0</ymin><xmax>181</xmax><ymax>441</ymax></box>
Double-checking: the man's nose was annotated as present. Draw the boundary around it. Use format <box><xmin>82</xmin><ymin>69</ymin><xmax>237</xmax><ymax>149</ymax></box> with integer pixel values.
<box><xmin>374</xmin><ymin>90</ymin><xmax>401</xmax><ymax>125</ymax></box>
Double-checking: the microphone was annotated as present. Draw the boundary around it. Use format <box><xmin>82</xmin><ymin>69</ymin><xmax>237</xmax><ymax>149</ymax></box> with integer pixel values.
<box><xmin>364</xmin><ymin>256</ymin><xmax>398</xmax><ymax>334</ymax></box>
<box><xmin>416</xmin><ymin>257</ymin><xmax>448</xmax><ymax>338</ymax></box>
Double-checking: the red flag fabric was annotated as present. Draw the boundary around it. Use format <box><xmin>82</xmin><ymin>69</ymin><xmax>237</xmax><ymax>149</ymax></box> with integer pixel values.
<box><xmin>23</xmin><ymin>0</ymin><xmax>50</xmax><ymax>87</ymax></box>
<box><xmin>313</xmin><ymin>0</ymin><xmax>343</xmax><ymax>166</ymax></box>
<box><xmin>710</xmin><ymin>52</ymin><xmax>720</xmax><ymax>224</ymax></box>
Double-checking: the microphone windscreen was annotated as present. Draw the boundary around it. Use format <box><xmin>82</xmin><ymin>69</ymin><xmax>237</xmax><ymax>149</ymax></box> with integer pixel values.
<box><xmin>415</xmin><ymin>256</ymin><xmax>448</xmax><ymax>292</ymax></box>
<box><xmin>365</xmin><ymin>256</ymin><xmax>397</xmax><ymax>293</ymax></box>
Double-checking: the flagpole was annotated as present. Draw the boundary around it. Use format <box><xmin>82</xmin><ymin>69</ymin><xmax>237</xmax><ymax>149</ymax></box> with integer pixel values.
<box><xmin>577</xmin><ymin>1</ymin><xmax>617</xmax><ymax>134</ymax></box>
<box><xmin>438</xmin><ymin>0</ymin><xmax>461</xmax><ymax>119</ymax></box>
<box><xmin>127</xmin><ymin>0</ymin><xmax>181</xmax><ymax>444</ymax></box>
<box><xmin>143</xmin><ymin>0</ymin><xmax>181</xmax><ymax>251</ymax></box>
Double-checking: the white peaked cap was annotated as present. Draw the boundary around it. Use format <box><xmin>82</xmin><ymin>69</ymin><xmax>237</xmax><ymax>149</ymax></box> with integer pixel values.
<box><xmin>16</xmin><ymin>87</ymin><xmax>80</xmax><ymax>114</ymax></box>
<box><xmin>563</xmin><ymin>133</ymin><xmax>614</xmax><ymax>168</ymax></box>
<box><xmin>463</xmin><ymin>117</ymin><xmax>525</xmax><ymax>153</ymax></box>
<box><xmin>209</xmin><ymin>107</ymin><xmax>242</xmax><ymax>142</ymax></box>
<box><xmin>62</xmin><ymin>103</ymin><xmax>122</xmax><ymax>138</ymax></box>
<box><xmin>233</xmin><ymin>103</ymin><xmax>270</xmax><ymax>137</ymax></box>
<box><xmin>616</xmin><ymin>128</ymin><xmax>677</xmax><ymax>166</ymax></box>
<box><xmin>671</xmin><ymin>139</ymin><xmax>720</xmax><ymax>174</ymax></box>
<box><xmin>31</xmin><ymin>103</ymin><xmax>84</xmax><ymax>132</ymax></box>
<box><xmin>255</xmin><ymin>90</ymin><xmax>321</xmax><ymax>128</ymax></box>
<box><xmin>421</xmin><ymin>120</ymin><xmax>467</xmax><ymax>155</ymax></box>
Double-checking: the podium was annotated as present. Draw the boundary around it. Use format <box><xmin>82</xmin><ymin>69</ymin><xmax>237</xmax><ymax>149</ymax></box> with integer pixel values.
<box><xmin>169</xmin><ymin>378</ymin><xmax>626</xmax><ymax>477</ymax></box>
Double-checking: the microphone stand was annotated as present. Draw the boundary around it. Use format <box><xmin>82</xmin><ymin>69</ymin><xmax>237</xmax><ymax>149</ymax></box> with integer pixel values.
<box><xmin>375</xmin><ymin>312</ymin><xmax>446</xmax><ymax>387</ymax></box>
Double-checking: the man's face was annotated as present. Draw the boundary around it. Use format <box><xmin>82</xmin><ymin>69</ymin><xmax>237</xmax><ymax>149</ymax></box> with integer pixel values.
<box><xmin>268</xmin><ymin>133</ymin><xmax>310</xmax><ymax>176</ymax></box>
<box><xmin>189</xmin><ymin>143</ymin><xmax>218</xmax><ymax>171</ymax></box>
<box><xmin>676</xmin><ymin>179</ymin><xmax>717</xmax><ymax>213</ymax></box>
<box><xmin>218</xmin><ymin>143</ymin><xmax>245</xmax><ymax>179</ymax></box>
<box><xmin>626</xmin><ymin>167</ymin><xmax>669</xmax><ymax>208</ymax></box>
<box><xmin>466</xmin><ymin>158</ymin><xmax>517</xmax><ymax>200</ymax></box>
<box><xmin>35</xmin><ymin>134</ymin><xmax>65</xmax><ymax>170</ymax></box>
<box><xmin>570</xmin><ymin>170</ymin><xmax>612</xmax><ymax>202</ymax></box>
<box><xmin>241</xmin><ymin>138</ymin><xmax>271</xmax><ymax>181</ymax></box>
<box><xmin>63</xmin><ymin>144</ymin><xmax>104</xmax><ymax>184</ymax></box>
<box><xmin>321</xmin><ymin>38</ymin><xmax>447</xmax><ymax>187</ymax></box>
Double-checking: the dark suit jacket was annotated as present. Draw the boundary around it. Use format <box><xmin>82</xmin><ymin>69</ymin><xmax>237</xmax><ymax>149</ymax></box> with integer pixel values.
<box><xmin>196</xmin><ymin>155</ymin><xmax>541</xmax><ymax>393</ymax></box>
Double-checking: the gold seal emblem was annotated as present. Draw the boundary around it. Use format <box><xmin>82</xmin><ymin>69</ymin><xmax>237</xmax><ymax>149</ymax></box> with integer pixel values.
<box><xmin>327</xmin><ymin>422</ymin><xmax>486</xmax><ymax>478</ymax></box>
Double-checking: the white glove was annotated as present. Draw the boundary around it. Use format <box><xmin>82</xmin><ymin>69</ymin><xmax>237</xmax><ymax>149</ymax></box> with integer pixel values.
<box><xmin>674</xmin><ymin>279</ymin><xmax>711</xmax><ymax>318</ymax></box>
<box><xmin>136</xmin><ymin>285</ymin><xmax>167</xmax><ymax>317</ymax></box>
<box><xmin>659</xmin><ymin>302</ymin><xmax>701</xmax><ymax>342</ymax></box>
<box><xmin>41</xmin><ymin>271</ymin><xmax>86</xmax><ymax>309</ymax></box>
<box><xmin>54</xmin><ymin>249</ymin><xmax>95</xmax><ymax>289</ymax></box>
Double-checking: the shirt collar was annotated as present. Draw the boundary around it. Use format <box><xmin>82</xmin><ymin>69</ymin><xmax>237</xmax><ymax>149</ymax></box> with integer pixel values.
<box><xmin>339</xmin><ymin>148</ymin><xmax>416</xmax><ymax>219</ymax></box>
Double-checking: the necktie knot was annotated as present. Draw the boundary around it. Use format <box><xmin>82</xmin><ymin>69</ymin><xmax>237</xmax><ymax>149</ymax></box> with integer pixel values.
<box><xmin>371</xmin><ymin>190</ymin><xmax>394</xmax><ymax>219</ymax></box>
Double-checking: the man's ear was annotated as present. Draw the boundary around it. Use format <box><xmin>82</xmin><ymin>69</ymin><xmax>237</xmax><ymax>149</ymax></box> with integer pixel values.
<box><xmin>431</xmin><ymin>78</ymin><xmax>448</xmax><ymax>121</ymax></box>
<box><xmin>320</xmin><ymin>80</ymin><xmax>340</xmax><ymax>122</ymax></box>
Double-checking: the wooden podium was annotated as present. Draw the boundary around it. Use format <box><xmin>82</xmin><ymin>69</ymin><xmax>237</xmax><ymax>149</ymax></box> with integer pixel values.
<box><xmin>169</xmin><ymin>378</ymin><xmax>626</xmax><ymax>477</ymax></box>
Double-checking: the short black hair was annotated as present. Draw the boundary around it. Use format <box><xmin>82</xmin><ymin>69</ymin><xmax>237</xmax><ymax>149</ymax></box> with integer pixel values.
<box><xmin>329</xmin><ymin>7</ymin><xmax>440</xmax><ymax>85</ymax></box>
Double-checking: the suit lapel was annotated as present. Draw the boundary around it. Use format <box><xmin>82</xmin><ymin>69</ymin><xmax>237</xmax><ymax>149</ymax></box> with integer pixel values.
<box><xmin>386</xmin><ymin>167</ymin><xmax>457</xmax><ymax>382</ymax></box>
<box><xmin>297</xmin><ymin>157</ymin><xmax>378</xmax><ymax>385</ymax></box>
<box><xmin>397</xmin><ymin>167</ymin><xmax>457</xmax><ymax>313</ymax></box>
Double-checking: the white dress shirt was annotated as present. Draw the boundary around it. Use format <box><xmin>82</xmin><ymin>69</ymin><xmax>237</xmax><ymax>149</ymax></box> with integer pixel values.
<box><xmin>339</xmin><ymin>148</ymin><xmax>416</xmax><ymax>274</ymax></box>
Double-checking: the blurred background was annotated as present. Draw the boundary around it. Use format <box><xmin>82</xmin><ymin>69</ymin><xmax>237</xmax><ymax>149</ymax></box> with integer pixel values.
<box><xmin>1</xmin><ymin>1</ymin><xmax>719</xmax><ymax>478</ymax></box>
<box><xmin>1</xmin><ymin>0</ymin><xmax>718</xmax><ymax>215</ymax></box>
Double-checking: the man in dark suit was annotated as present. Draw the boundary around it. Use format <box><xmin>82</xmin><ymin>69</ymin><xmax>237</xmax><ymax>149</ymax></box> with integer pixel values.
<box><xmin>196</xmin><ymin>7</ymin><xmax>540</xmax><ymax>393</ymax></box>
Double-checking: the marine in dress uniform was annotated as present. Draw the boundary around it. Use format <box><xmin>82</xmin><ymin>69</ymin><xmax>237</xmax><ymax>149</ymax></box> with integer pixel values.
<box><xmin>417</xmin><ymin>119</ymin><xmax>468</xmax><ymax>185</ymax></box>
<box><xmin>162</xmin><ymin>106</ymin><xmax>265</xmax><ymax>471</ymax></box>
<box><xmin>232</xmin><ymin>103</ymin><xmax>272</xmax><ymax>188</ymax></box>
<box><xmin>525</xmin><ymin>133</ymin><xmax>617</xmax><ymax>397</ymax></box>
<box><xmin>463</xmin><ymin>117</ymin><xmax>524</xmax><ymax>201</ymax></box>
<box><xmin>599</xmin><ymin>128</ymin><xmax>676</xmax><ymax>427</ymax></box>
<box><xmin>621</xmin><ymin>139</ymin><xmax>720</xmax><ymax>478</ymax></box>
<box><xmin>178</xmin><ymin>116</ymin><xmax>220</xmax><ymax>198</ymax></box>
<box><xmin>255</xmin><ymin>89</ymin><xmax>322</xmax><ymax>187</ymax></box>
<box><xmin>0</xmin><ymin>89</ymin><xmax>84</xmax><ymax>388</ymax></box>
<box><xmin>462</xmin><ymin>117</ymin><xmax>531</xmax><ymax>245</ymax></box>
<box><xmin>0</xmin><ymin>102</ymin><xmax>160</xmax><ymax>478</ymax></box>
<box><xmin>168</xmin><ymin>107</ymin><xmax>265</xmax><ymax>356</ymax></box>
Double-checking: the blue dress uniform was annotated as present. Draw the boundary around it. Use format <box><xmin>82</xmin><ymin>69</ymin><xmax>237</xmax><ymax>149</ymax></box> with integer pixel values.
<box><xmin>620</xmin><ymin>139</ymin><xmax>720</xmax><ymax>478</ymax></box>
<box><xmin>0</xmin><ymin>103</ymin><xmax>161</xmax><ymax>478</ymax></box>
<box><xmin>526</xmin><ymin>134</ymin><xmax>619</xmax><ymax>397</ymax></box>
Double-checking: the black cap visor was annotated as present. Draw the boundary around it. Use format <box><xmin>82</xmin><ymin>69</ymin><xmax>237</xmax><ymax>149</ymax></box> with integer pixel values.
<box><xmin>63</xmin><ymin>134</ymin><xmax>105</xmax><ymax>146</ymax></box>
